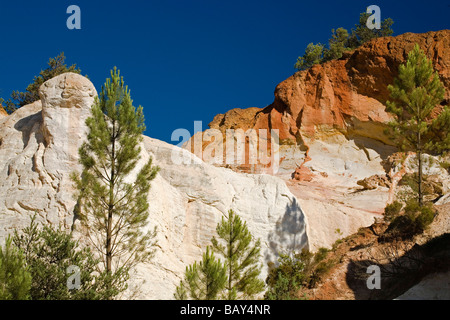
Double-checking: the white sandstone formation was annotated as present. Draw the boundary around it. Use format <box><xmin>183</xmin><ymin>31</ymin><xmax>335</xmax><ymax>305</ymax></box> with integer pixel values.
<box><xmin>0</xmin><ymin>73</ymin><xmax>309</xmax><ymax>299</ymax></box>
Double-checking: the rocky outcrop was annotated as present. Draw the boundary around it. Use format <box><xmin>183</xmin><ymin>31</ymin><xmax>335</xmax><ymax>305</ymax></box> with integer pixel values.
<box><xmin>189</xmin><ymin>30</ymin><xmax>449</xmax><ymax>177</ymax></box>
<box><xmin>184</xmin><ymin>30</ymin><xmax>450</xmax><ymax>250</ymax></box>
<box><xmin>298</xmin><ymin>202</ymin><xmax>450</xmax><ymax>300</ymax></box>
<box><xmin>208</xmin><ymin>30</ymin><xmax>449</xmax><ymax>144</ymax></box>
<box><xmin>0</xmin><ymin>73</ymin><xmax>308</xmax><ymax>299</ymax></box>
<box><xmin>357</xmin><ymin>174</ymin><xmax>391</xmax><ymax>190</ymax></box>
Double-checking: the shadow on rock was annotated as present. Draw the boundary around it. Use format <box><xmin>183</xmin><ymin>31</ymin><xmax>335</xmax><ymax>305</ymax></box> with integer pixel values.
<box><xmin>266</xmin><ymin>197</ymin><xmax>309</xmax><ymax>264</ymax></box>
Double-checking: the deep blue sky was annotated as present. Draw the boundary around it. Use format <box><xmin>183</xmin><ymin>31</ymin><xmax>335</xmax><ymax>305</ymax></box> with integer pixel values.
<box><xmin>0</xmin><ymin>0</ymin><xmax>448</xmax><ymax>143</ymax></box>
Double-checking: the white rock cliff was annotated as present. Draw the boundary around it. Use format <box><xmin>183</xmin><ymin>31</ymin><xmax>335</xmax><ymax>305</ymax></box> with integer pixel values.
<box><xmin>0</xmin><ymin>73</ymin><xmax>309</xmax><ymax>299</ymax></box>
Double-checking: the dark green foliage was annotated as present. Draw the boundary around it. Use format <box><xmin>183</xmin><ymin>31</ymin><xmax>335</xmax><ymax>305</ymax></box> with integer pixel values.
<box><xmin>265</xmin><ymin>248</ymin><xmax>333</xmax><ymax>300</ymax></box>
<box><xmin>323</xmin><ymin>28</ymin><xmax>351</xmax><ymax>61</ymax></box>
<box><xmin>12</xmin><ymin>215</ymin><xmax>128</xmax><ymax>300</ymax></box>
<box><xmin>294</xmin><ymin>43</ymin><xmax>325</xmax><ymax>71</ymax></box>
<box><xmin>347</xmin><ymin>12</ymin><xmax>394</xmax><ymax>48</ymax></box>
<box><xmin>386</xmin><ymin>44</ymin><xmax>446</xmax><ymax>153</ymax></box>
<box><xmin>72</xmin><ymin>67</ymin><xmax>159</xmax><ymax>276</ymax></box>
<box><xmin>430</xmin><ymin>106</ymin><xmax>450</xmax><ymax>154</ymax></box>
<box><xmin>0</xmin><ymin>236</ymin><xmax>32</xmax><ymax>300</ymax></box>
<box><xmin>385</xmin><ymin>44</ymin><xmax>447</xmax><ymax>206</ymax></box>
<box><xmin>384</xmin><ymin>201</ymin><xmax>403</xmax><ymax>222</ymax></box>
<box><xmin>399</xmin><ymin>172</ymin><xmax>444</xmax><ymax>201</ymax></box>
<box><xmin>174</xmin><ymin>280</ymin><xmax>188</xmax><ymax>300</ymax></box>
<box><xmin>264</xmin><ymin>252</ymin><xmax>306</xmax><ymax>300</ymax></box>
<box><xmin>211</xmin><ymin>209</ymin><xmax>265</xmax><ymax>300</ymax></box>
<box><xmin>303</xmin><ymin>247</ymin><xmax>334</xmax><ymax>288</ymax></box>
<box><xmin>4</xmin><ymin>53</ymin><xmax>81</xmax><ymax>113</ymax></box>
<box><xmin>383</xmin><ymin>199</ymin><xmax>436</xmax><ymax>240</ymax></box>
<box><xmin>404</xmin><ymin>199</ymin><xmax>435</xmax><ymax>232</ymax></box>
<box><xmin>175</xmin><ymin>210</ymin><xmax>264</xmax><ymax>300</ymax></box>
<box><xmin>294</xmin><ymin>11</ymin><xmax>394</xmax><ymax>71</ymax></box>
<box><xmin>175</xmin><ymin>246</ymin><xmax>227</xmax><ymax>300</ymax></box>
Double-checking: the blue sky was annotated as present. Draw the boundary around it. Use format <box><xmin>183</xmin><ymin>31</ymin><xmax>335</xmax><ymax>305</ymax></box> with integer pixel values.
<box><xmin>0</xmin><ymin>0</ymin><xmax>448</xmax><ymax>143</ymax></box>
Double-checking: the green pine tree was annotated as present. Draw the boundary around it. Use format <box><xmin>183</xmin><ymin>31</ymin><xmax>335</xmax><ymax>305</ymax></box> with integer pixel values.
<box><xmin>294</xmin><ymin>11</ymin><xmax>394</xmax><ymax>71</ymax></box>
<box><xmin>429</xmin><ymin>106</ymin><xmax>450</xmax><ymax>154</ymax></box>
<box><xmin>5</xmin><ymin>52</ymin><xmax>81</xmax><ymax>113</ymax></box>
<box><xmin>12</xmin><ymin>215</ymin><xmax>128</xmax><ymax>300</ymax></box>
<box><xmin>294</xmin><ymin>43</ymin><xmax>325</xmax><ymax>71</ymax></box>
<box><xmin>174</xmin><ymin>280</ymin><xmax>189</xmax><ymax>300</ymax></box>
<box><xmin>323</xmin><ymin>28</ymin><xmax>350</xmax><ymax>61</ymax></box>
<box><xmin>211</xmin><ymin>209</ymin><xmax>265</xmax><ymax>300</ymax></box>
<box><xmin>71</xmin><ymin>67</ymin><xmax>159</xmax><ymax>280</ymax></box>
<box><xmin>176</xmin><ymin>246</ymin><xmax>227</xmax><ymax>300</ymax></box>
<box><xmin>347</xmin><ymin>12</ymin><xmax>394</xmax><ymax>48</ymax></box>
<box><xmin>385</xmin><ymin>44</ymin><xmax>447</xmax><ymax>206</ymax></box>
<box><xmin>0</xmin><ymin>236</ymin><xmax>31</xmax><ymax>300</ymax></box>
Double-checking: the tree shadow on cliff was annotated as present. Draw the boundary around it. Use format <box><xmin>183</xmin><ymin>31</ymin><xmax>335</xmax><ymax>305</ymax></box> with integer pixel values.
<box><xmin>345</xmin><ymin>233</ymin><xmax>450</xmax><ymax>299</ymax></box>
<box><xmin>346</xmin><ymin>133</ymin><xmax>397</xmax><ymax>163</ymax></box>
<box><xmin>266</xmin><ymin>198</ymin><xmax>308</xmax><ymax>264</ymax></box>
<box><xmin>14</xmin><ymin>110</ymin><xmax>44</xmax><ymax>148</ymax></box>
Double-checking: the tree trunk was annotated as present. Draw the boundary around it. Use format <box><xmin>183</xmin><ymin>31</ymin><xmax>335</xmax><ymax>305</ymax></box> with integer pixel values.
<box><xmin>418</xmin><ymin>149</ymin><xmax>423</xmax><ymax>206</ymax></box>
<box><xmin>417</xmin><ymin>124</ymin><xmax>423</xmax><ymax>207</ymax></box>
<box><xmin>106</xmin><ymin>120</ymin><xmax>116</xmax><ymax>274</ymax></box>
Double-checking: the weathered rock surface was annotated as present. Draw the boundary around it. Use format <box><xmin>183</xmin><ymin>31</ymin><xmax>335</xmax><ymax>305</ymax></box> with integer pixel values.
<box><xmin>184</xmin><ymin>30</ymin><xmax>450</xmax><ymax>250</ymax></box>
<box><xmin>139</xmin><ymin>137</ymin><xmax>308</xmax><ymax>298</ymax></box>
<box><xmin>0</xmin><ymin>73</ymin><xmax>308</xmax><ymax>299</ymax></box>
<box><xmin>295</xmin><ymin>202</ymin><xmax>450</xmax><ymax>300</ymax></box>
<box><xmin>207</xmin><ymin>30</ymin><xmax>450</xmax><ymax>144</ymax></box>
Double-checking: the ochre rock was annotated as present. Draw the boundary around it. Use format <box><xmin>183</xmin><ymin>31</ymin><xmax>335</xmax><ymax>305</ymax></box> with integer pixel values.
<box><xmin>184</xmin><ymin>30</ymin><xmax>450</xmax><ymax>251</ymax></box>
<box><xmin>209</xmin><ymin>30</ymin><xmax>450</xmax><ymax>144</ymax></box>
<box><xmin>0</xmin><ymin>106</ymin><xmax>7</xmax><ymax>118</ymax></box>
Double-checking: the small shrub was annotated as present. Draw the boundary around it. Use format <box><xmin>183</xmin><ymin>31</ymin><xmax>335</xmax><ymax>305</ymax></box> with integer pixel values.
<box><xmin>332</xmin><ymin>239</ymin><xmax>343</xmax><ymax>251</ymax></box>
<box><xmin>383</xmin><ymin>199</ymin><xmax>436</xmax><ymax>240</ymax></box>
<box><xmin>265</xmin><ymin>251</ymin><xmax>307</xmax><ymax>300</ymax></box>
<box><xmin>265</xmin><ymin>247</ymin><xmax>334</xmax><ymax>299</ymax></box>
<box><xmin>314</xmin><ymin>247</ymin><xmax>329</xmax><ymax>263</ymax></box>
<box><xmin>415</xmin><ymin>205</ymin><xmax>435</xmax><ymax>231</ymax></box>
<box><xmin>384</xmin><ymin>201</ymin><xmax>402</xmax><ymax>222</ymax></box>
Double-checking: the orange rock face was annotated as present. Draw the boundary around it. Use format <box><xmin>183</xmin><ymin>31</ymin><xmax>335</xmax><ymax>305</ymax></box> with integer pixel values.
<box><xmin>209</xmin><ymin>30</ymin><xmax>450</xmax><ymax>144</ymax></box>
<box><xmin>0</xmin><ymin>106</ymin><xmax>7</xmax><ymax>117</ymax></box>
<box><xmin>186</xmin><ymin>30</ymin><xmax>449</xmax><ymax>178</ymax></box>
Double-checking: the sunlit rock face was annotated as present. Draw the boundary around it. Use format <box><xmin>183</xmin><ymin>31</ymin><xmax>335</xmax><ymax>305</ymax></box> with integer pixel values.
<box><xmin>0</xmin><ymin>73</ymin><xmax>308</xmax><ymax>299</ymax></box>
<box><xmin>184</xmin><ymin>30</ymin><xmax>450</xmax><ymax>250</ymax></box>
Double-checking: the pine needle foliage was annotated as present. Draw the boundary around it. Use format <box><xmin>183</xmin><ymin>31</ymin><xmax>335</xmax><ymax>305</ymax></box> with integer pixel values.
<box><xmin>5</xmin><ymin>52</ymin><xmax>81</xmax><ymax>113</ymax></box>
<box><xmin>211</xmin><ymin>209</ymin><xmax>265</xmax><ymax>300</ymax></box>
<box><xmin>12</xmin><ymin>215</ymin><xmax>128</xmax><ymax>300</ymax></box>
<box><xmin>71</xmin><ymin>67</ymin><xmax>159</xmax><ymax>278</ymax></box>
<box><xmin>176</xmin><ymin>246</ymin><xmax>227</xmax><ymax>300</ymax></box>
<box><xmin>0</xmin><ymin>236</ymin><xmax>31</xmax><ymax>300</ymax></box>
<box><xmin>385</xmin><ymin>44</ymin><xmax>448</xmax><ymax>206</ymax></box>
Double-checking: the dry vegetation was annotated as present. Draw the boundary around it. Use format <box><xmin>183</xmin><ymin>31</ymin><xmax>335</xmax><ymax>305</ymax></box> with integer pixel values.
<box><xmin>294</xmin><ymin>203</ymin><xmax>450</xmax><ymax>300</ymax></box>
